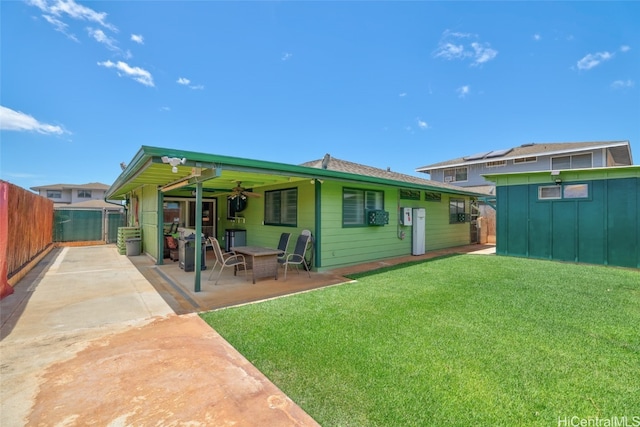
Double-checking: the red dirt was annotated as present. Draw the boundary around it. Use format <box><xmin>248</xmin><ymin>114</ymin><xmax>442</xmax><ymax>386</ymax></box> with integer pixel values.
<box><xmin>27</xmin><ymin>314</ymin><xmax>319</xmax><ymax>427</ymax></box>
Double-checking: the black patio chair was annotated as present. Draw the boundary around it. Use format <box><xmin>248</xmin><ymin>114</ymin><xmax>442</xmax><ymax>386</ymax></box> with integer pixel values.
<box><xmin>278</xmin><ymin>233</ymin><xmax>311</xmax><ymax>280</ymax></box>
<box><xmin>276</xmin><ymin>232</ymin><xmax>291</xmax><ymax>262</ymax></box>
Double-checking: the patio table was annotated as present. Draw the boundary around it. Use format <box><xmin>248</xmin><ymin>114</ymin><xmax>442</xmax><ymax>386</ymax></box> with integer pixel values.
<box><xmin>231</xmin><ymin>246</ymin><xmax>281</xmax><ymax>284</ymax></box>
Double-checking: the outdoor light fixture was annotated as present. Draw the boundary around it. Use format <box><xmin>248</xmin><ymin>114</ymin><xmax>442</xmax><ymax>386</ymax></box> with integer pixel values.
<box><xmin>551</xmin><ymin>170</ymin><xmax>562</xmax><ymax>185</ymax></box>
<box><xmin>161</xmin><ymin>156</ymin><xmax>186</xmax><ymax>173</ymax></box>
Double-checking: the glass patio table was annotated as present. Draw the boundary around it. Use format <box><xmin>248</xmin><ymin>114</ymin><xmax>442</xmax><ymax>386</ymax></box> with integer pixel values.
<box><xmin>231</xmin><ymin>246</ymin><xmax>281</xmax><ymax>284</ymax></box>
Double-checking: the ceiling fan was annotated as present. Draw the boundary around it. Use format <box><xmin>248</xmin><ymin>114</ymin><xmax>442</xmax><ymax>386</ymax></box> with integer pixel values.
<box><xmin>224</xmin><ymin>182</ymin><xmax>261</xmax><ymax>199</ymax></box>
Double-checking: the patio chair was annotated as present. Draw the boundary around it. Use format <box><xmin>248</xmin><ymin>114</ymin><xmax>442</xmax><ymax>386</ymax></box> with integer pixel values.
<box><xmin>276</xmin><ymin>232</ymin><xmax>291</xmax><ymax>261</ymax></box>
<box><xmin>207</xmin><ymin>237</ymin><xmax>248</xmax><ymax>285</ymax></box>
<box><xmin>278</xmin><ymin>233</ymin><xmax>311</xmax><ymax>280</ymax></box>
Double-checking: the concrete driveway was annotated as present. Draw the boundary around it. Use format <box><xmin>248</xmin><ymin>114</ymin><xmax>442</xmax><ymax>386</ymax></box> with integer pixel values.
<box><xmin>0</xmin><ymin>245</ymin><xmax>319</xmax><ymax>426</ymax></box>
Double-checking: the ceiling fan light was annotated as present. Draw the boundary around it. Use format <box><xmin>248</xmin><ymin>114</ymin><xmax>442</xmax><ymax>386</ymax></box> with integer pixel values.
<box><xmin>171</xmin><ymin>166</ymin><xmax>178</xmax><ymax>173</ymax></box>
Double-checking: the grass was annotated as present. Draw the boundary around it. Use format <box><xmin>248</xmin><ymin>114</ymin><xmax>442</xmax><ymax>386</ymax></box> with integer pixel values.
<box><xmin>200</xmin><ymin>255</ymin><xmax>640</xmax><ymax>426</ymax></box>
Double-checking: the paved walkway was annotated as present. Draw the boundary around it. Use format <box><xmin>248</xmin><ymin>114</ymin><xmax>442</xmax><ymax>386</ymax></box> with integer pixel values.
<box><xmin>1</xmin><ymin>243</ymin><xmax>494</xmax><ymax>426</ymax></box>
<box><xmin>0</xmin><ymin>245</ymin><xmax>319</xmax><ymax>426</ymax></box>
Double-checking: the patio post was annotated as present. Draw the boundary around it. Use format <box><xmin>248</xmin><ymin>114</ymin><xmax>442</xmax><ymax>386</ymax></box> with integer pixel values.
<box><xmin>194</xmin><ymin>181</ymin><xmax>203</xmax><ymax>292</ymax></box>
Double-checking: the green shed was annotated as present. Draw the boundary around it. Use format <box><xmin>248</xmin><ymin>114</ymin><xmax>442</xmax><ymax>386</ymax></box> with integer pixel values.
<box><xmin>484</xmin><ymin>166</ymin><xmax>640</xmax><ymax>269</ymax></box>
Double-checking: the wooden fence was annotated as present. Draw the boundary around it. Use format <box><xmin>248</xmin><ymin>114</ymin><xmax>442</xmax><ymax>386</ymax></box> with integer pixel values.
<box><xmin>1</xmin><ymin>181</ymin><xmax>53</xmax><ymax>298</ymax></box>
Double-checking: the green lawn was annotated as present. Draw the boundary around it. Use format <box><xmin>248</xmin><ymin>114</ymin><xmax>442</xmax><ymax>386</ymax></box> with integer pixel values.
<box><xmin>200</xmin><ymin>255</ymin><xmax>640</xmax><ymax>427</ymax></box>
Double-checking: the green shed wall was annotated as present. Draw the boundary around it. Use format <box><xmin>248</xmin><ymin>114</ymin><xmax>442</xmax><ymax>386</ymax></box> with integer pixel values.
<box><xmin>496</xmin><ymin>177</ymin><xmax>640</xmax><ymax>268</ymax></box>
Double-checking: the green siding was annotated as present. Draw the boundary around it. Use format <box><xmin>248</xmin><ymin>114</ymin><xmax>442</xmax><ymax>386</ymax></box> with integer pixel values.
<box><xmin>606</xmin><ymin>178</ymin><xmax>638</xmax><ymax>267</ymax></box>
<box><xmin>551</xmin><ymin>201</ymin><xmax>576</xmax><ymax>262</ymax></box>
<box><xmin>496</xmin><ymin>178</ymin><xmax>640</xmax><ymax>268</ymax></box>
<box><xmin>132</xmin><ymin>179</ymin><xmax>475</xmax><ymax>270</ymax></box>
<box><xmin>528</xmin><ymin>192</ymin><xmax>551</xmax><ymax>259</ymax></box>
<box><xmin>497</xmin><ymin>185</ymin><xmax>529</xmax><ymax>257</ymax></box>
<box><xmin>577</xmin><ymin>180</ymin><xmax>605</xmax><ymax>264</ymax></box>
<box><xmin>318</xmin><ymin>182</ymin><xmax>471</xmax><ymax>270</ymax></box>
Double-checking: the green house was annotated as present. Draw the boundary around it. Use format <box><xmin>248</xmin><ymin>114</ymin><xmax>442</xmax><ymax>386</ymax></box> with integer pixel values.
<box><xmin>484</xmin><ymin>166</ymin><xmax>640</xmax><ymax>268</ymax></box>
<box><xmin>106</xmin><ymin>146</ymin><xmax>485</xmax><ymax>290</ymax></box>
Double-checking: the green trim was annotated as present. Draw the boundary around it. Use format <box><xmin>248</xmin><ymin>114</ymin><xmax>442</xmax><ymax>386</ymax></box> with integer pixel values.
<box><xmin>194</xmin><ymin>182</ymin><xmax>203</xmax><ymax>292</ymax></box>
<box><xmin>314</xmin><ymin>179</ymin><xmax>322</xmax><ymax>268</ymax></box>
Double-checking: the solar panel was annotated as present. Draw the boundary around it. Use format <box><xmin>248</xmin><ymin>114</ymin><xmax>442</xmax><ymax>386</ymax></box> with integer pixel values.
<box><xmin>463</xmin><ymin>152</ymin><xmax>491</xmax><ymax>161</ymax></box>
<box><xmin>485</xmin><ymin>148</ymin><xmax>513</xmax><ymax>158</ymax></box>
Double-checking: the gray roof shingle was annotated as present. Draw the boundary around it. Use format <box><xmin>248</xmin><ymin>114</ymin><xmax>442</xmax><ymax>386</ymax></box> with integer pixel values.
<box><xmin>301</xmin><ymin>155</ymin><xmax>490</xmax><ymax>194</ymax></box>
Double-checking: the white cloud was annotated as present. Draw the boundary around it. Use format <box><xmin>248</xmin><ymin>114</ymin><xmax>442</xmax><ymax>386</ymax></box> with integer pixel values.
<box><xmin>399</xmin><ymin>92</ymin><xmax>407</xmax><ymax>97</ymax></box>
<box><xmin>576</xmin><ymin>51</ymin><xmax>614</xmax><ymax>70</ymax></box>
<box><xmin>131</xmin><ymin>34</ymin><xmax>144</xmax><ymax>44</ymax></box>
<box><xmin>416</xmin><ymin>118</ymin><xmax>429</xmax><ymax>130</ymax></box>
<box><xmin>434</xmin><ymin>42</ymin><xmax>468</xmax><ymax>61</ymax></box>
<box><xmin>28</xmin><ymin>0</ymin><xmax>117</xmax><ymax>32</ymax></box>
<box><xmin>457</xmin><ymin>85</ymin><xmax>470</xmax><ymax>98</ymax></box>
<box><xmin>177</xmin><ymin>77</ymin><xmax>204</xmax><ymax>90</ymax></box>
<box><xmin>533</xmin><ymin>33</ymin><xmax>541</xmax><ymax>41</ymax></box>
<box><xmin>611</xmin><ymin>79</ymin><xmax>635</xmax><ymax>89</ymax></box>
<box><xmin>433</xmin><ymin>30</ymin><xmax>498</xmax><ymax>66</ymax></box>
<box><xmin>620</xmin><ymin>45</ymin><xmax>631</xmax><ymax>53</ymax></box>
<box><xmin>42</xmin><ymin>14</ymin><xmax>78</xmax><ymax>41</ymax></box>
<box><xmin>0</xmin><ymin>105</ymin><xmax>67</xmax><ymax>135</ymax></box>
<box><xmin>470</xmin><ymin>42</ymin><xmax>498</xmax><ymax>66</ymax></box>
<box><xmin>98</xmin><ymin>60</ymin><xmax>154</xmax><ymax>87</ymax></box>
<box><xmin>281</xmin><ymin>52</ymin><xmax>293</xmax><ymax>61</ymax></box>
<box><xmin>87</xmin><ymin>27</ymin><xmax>118</xmax><ymax>51</ymax></box>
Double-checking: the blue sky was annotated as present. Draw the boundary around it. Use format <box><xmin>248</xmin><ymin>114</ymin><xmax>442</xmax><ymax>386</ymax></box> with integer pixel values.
<box><xmin>1</xmin><ymin>1</ymin><xmax>638</xmax><ymax>191</ymax></box>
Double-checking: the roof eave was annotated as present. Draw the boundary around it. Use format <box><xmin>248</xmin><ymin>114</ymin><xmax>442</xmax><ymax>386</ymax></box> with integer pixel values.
<box><xmin>106</xmin><ymin>146</ymin><xmax>486</xmax><ymax>200</ymax></box>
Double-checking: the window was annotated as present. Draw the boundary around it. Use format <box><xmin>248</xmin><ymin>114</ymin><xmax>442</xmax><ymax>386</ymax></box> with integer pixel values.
<box><xmin>399</xmin><ymin>189</ymin><xmax>420</xmax><ymax>200</ymax></box>
<box><xmin>264</xmin><ymin>188</ymin><xmax>297</xmax><ymax>226</ymax></box>
<box><xmin>343</xmin><ymin>188</ymin><xmax>383</xmax><ymax>226</ymax></box>
<box><xmin>539</xmin><ymin>186</ymin><xmax>561</xmax><ymax>200</ymax></box>
<box><xmin>551</xmin><ymin>153</ymin><xmax>592</xmax><ymax>170</ymax></box>
<box><xmin>486</xmin><ymin>160</ymin><xmax>506</xmax><ymax>168</ymax></box>
<box><xmin>449</xmin><ymin>198</ymin><xmax>466</xmax><ymax>223</ymax></box>
<box><xmin>46</xmin><ymin>190</ymin><xmax>62</xmax><ymax>199</ymax></box>
<box><xmin>563</xmin><ymin>184</ymin><xmax>589</xmax><ymax>199</ymax></box>
<box><xmin>538</xmin><ymin>184</ymin><xmax>589</xmax><ymax>200</ymax></box>
<box><xmin>443</xmin><ymin>167</ymin><xmax>468</xmax><ymax>183</ymax></box>
<box><xmin>425</xmin><ymin>191</ymin><xmax>442</xmax><ymax>202</ymax></box>
<box><xmin>514</xmin><ymin>156</ymin><xmax>537</xmax><ymax>164</ymax></box>
<box><xmin>78</xmin><ymin>190</ymin><xmax>92</xmax><ymax>198</ymax></box>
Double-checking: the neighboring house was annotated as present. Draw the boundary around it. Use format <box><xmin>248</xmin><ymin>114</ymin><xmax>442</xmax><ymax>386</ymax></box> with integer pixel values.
<box><xmin>106</xmin><ymin>146</ymin><xmax>486</xmax><ymax>291</ymax></box>
<box><xmin>31</xmin><ymin>182</ymin><xmax>125</xmax><ymax>243</ymax></box>
<box><xmin>484</xmin><ymin>166</ymin><xmax>640</xmax><ymax>269</ymax></box>
<box><xmin>415</xmin><ymin>140</ymin><xmax>633</xmax><ymax>193</ymax></box>
<box><xmin>30</xmin><ymin>182</ymin><xmax>120</xmax><ymax>208</ymax></box>
<box><xmin>415</xmin><ymin>140</ymin><xmax>634</xmax><ymax>244</ymax></box>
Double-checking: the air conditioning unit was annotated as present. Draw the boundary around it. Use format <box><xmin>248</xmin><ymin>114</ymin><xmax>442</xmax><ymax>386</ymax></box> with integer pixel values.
<box><xmin>444</xmin><ymin>176</ymin><xmax>453</xmax><ymax>182</ymax></box>
<box><xmin>367</xmin><ymin>210</ymin><xmax>389</xmax><ymax>226</ymax></box>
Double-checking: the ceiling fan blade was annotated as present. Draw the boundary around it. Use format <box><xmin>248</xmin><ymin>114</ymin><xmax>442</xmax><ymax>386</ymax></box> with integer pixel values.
<box><xmin>242</xmin><ymin>191</ymin><xmax>261</xmax><ymax>197</ymax></box>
